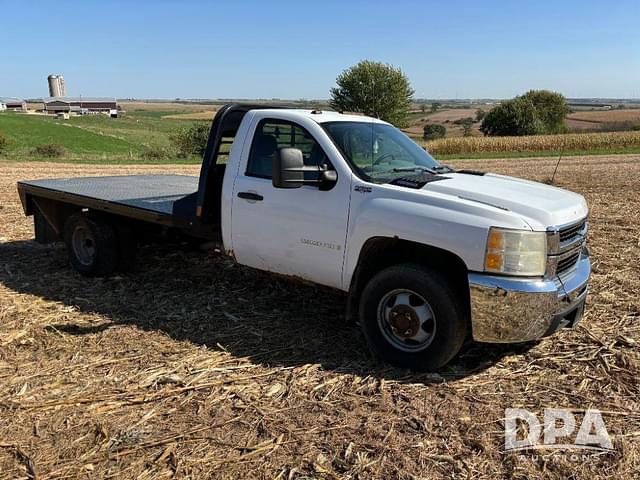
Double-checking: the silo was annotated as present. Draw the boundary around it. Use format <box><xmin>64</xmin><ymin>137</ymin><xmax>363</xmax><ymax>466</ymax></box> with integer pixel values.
<box><xmin>48</xmin><ymin>75</ymin><xmax>67</xmax><ymax>97</ymax></box>
<box><xmin>47</xmin><ymin>75</ymin><xmax>60</xmax><ymax>97</ymax></box>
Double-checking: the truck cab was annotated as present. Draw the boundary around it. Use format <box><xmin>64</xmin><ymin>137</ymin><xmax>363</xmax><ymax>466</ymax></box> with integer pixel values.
<box><xmin>17</xmin><ymin>104</ymin><xmax>591</xmax><ymax>371</ymax></box>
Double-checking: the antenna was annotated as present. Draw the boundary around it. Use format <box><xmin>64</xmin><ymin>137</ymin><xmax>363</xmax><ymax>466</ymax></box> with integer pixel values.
<box><xmin>550</xmin><ymin>146</ymin><xmax>564</xmax><ymax>184</ymax></box>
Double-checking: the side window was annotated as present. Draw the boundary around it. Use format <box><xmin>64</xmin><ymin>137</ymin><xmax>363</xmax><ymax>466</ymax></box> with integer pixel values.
<box><xmin>246</xmin><ymin>119</ymin><xmax>329</xmax><ymax>179</ymax></box>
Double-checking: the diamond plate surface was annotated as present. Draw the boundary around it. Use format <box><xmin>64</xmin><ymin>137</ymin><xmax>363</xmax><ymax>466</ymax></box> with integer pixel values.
<box><xmin>21</xmin><ymin>175</ymin><xmax>198</xmax><ymax>216</ymax></box>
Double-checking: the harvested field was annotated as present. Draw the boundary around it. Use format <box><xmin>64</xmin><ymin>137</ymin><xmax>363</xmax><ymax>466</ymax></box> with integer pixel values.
<box><xmin>1</xmin><ymin>156</ymin><xmax>639</xmax><ymax>478</ymax></box>
<box><xmin>566</xmin><ymin>110</ymin><xmax>640</xmax><ymax>133</ymax></box>
<box><xmin>567</xmin><ymin>109</ymin><xmax>640</xmax><ymax>124</ymax></box>
<box><xmin>404</xmin><ymin>108</ymin><xmax>483</xmax><ymax>138</ymax></box>
<box><xmin>566</xmin><ymin>118</ymin><xmax>606</xmax><ymax>131</ymax></box>
<box><xmin>120</xmin><ymin>101</ymin><xmax>219</xmax><ymax>113</ymax></box>
<box><xmin>422</xmin><ymin>108</ymin><xmax>479</xmax><ymax>123</ymax></box>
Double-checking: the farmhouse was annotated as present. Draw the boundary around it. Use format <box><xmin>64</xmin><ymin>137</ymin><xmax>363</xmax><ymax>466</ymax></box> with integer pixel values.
<box><xmin>0</xmin><ymin>97</ymin><xmax>27</xmax><ymax>112</ymax></box>
<box><xmin>43</xmin><ymin>97</ymin><xmax>118</xmax><ymax>116</ymax></box>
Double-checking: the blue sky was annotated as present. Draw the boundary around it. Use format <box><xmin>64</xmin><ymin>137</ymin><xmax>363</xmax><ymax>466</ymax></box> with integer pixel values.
<box><xmin>1</xmin><ymin>0</ymin><xmax>638</xmax><ymax>99</ymax></box>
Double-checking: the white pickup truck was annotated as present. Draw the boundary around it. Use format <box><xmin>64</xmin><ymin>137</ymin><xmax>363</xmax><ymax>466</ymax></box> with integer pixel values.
<box><xmin>17</xmin><ymin>104</ymin><xmax>590</xmax><ymax>370</ymax></box>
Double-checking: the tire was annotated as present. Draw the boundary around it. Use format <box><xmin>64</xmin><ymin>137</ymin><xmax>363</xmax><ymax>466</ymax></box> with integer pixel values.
<box><xmin>359</xmin><ymin>263</ymin><xmax>468</xmax><ymax>371</ymax></box>
<box><xmin>63</xmin><ymin>214</ymin><xmax>119</xmax><ymax>276</ymax></box>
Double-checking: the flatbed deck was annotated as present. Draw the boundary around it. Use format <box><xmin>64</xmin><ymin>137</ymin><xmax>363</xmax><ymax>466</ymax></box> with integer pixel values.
<box><xmin>18</xmin><ymin>174</ymin><xmax>200</xmax><ymax>228</ymax></box>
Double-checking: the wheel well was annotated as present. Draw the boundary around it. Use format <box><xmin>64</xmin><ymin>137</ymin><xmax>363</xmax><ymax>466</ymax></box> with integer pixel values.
<box><xmin>347</xmin><ymin>237</ymin><xmax>470</xmax><ymax>321</ymax></box>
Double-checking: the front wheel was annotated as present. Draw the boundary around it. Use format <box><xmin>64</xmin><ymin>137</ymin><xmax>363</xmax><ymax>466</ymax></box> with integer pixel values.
<box><xmin>359</xmin><ymin>263</ymin><xmax>468</xmax><ymax>371</ymax></box>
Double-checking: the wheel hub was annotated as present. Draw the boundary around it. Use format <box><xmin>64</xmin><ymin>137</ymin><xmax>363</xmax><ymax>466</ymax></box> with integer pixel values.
<box><xmin>377</xmin><ymin>288</ymin><xmax>437</xmax><ymax>352</ymax></box>
<box><xmin>389</xmin><ymin>306</ymin><xmax>420</xmax><ymax>338</ymax></box>
<box><xmin>72</xmin><ymin>225</ymin><xmax>96</xmax><ymax>266</ymax></box>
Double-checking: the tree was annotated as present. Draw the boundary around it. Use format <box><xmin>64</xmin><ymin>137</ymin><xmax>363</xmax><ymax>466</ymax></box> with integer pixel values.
<box><xmin>453</xmin><ymin>116</ymin><xmax>475</xmax><ymax>125</ymax></box>
<box><xmin>330</xmin><ymin>60</ymin><xmax>415</xmax><ymax>127</ymax></box>
<box><xmin>32</xmin><ymin>144</ymin><xmax>65</xmax><ymax>158</ymax></box>
<box><xmin>170</xmin><ymin>122</ymin><xmax>210</xmax><ymax>157</ymax></box>
<box><xmin>475</xmin><ymin>108</ymin><xmax>486</xmax><ymax>122</ymax></box>
<box><xmin>480</xmin><ymin>97</ymin><xmax>539</xmax><ymax>136</ymax></box>
<box><xmin>521</xmin><ymin>90</ymin><xmax>569</xmax><ymax>133</ymax></box>
<box><xmin>461</xmin><ymin>118</ymin><xmax>474</xmax><ymax>137</ymax></box>
<box><xmin>480</xmin><ymin>90</ymin><xmax>569</xmax><ymax>136</ymax></box>
<box><xmin>431</xmin><ymin>102</ymin><xmax>442</xmax><ymax>113</ymax></box>
<box><xmin>423</xmin><ymin>124</ymin><xmax>446</xmax><ymax>140</ymax></box>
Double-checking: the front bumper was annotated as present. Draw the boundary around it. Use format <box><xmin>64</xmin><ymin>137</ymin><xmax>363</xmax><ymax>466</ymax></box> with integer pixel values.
<box><xmin>468</xmin><ymin>247</ymin><xmax>590</xmax><ymax>343</ymax></box>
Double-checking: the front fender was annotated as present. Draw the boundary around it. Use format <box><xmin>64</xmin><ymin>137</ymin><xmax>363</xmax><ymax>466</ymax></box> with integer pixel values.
<box><xmin>342</xmin><ymin>186</ymin><xmax>530</xmax><ymax>290</ymax></box>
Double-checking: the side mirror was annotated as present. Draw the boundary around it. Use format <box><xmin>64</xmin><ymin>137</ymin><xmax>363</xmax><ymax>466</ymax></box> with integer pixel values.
<box><xmin>273</xmin><ymin>148</ymin><xmax>304</xmax><ymax>189</ymax></box>
<box><xmin>272</xmin><ymin>147</ymin><xmax>338</xmax><ymax>190</ymax></box>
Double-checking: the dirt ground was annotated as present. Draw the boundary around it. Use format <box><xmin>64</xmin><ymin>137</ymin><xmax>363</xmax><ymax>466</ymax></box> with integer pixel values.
<box><xmin>1</xmin><ymin>155</ymin><xmax>639</xmax><ymax>479</ymax></box>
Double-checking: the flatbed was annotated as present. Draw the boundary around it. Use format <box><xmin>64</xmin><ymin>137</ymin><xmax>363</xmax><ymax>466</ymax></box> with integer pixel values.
<box><xmin>18</xmin><ymin>174</ymin><xmax>199</xmax><ymax>226</ymax></box>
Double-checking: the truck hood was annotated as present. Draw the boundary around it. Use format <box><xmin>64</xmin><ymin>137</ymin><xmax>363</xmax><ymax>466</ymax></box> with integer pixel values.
<box><xmin>425</xmin><ymin>172</ymin><xmax>588</xmax><ymax>229</ymax></box>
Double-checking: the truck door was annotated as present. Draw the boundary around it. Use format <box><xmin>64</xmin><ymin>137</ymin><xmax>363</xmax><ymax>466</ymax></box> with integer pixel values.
<box><xmin>230</xmin><ymin>117</ymin><xmax>351</xmax><ymax>289</ymax></box>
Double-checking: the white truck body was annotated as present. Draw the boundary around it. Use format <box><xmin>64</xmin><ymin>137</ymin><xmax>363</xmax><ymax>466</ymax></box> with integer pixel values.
<box><xmin>222</xmin><ymin>109</ymin><xmax>587</xmax><ymax>284</ymax></box>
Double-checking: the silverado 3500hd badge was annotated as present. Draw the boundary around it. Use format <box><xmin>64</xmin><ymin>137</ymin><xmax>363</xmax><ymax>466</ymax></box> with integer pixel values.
<box><xmin>300</xmin><ymin>238</ymin><xmax>342</xmax><ymax>251</ymax></box>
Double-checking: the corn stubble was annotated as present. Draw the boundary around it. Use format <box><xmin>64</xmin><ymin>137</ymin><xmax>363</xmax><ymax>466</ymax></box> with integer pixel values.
<box><xmin>0</xmin><ymin>157</ymin><xmax>638</xmax><ymax>478</ymax></box>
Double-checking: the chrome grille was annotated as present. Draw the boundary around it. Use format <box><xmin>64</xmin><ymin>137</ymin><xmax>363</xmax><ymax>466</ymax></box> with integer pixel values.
<box><xmin>547</xmin><ymin>218</ymin><xmax>587</xmax><ymax>277</ymax></box>
<box><xmin>557</xmin><ymin>250</ymin><xmax>581</xmax><ymax>275</ymax></box>
<box><xmin>559</xmin><ymin>219</ymin><xmax>587</xmax><ymax>244</ymax></box>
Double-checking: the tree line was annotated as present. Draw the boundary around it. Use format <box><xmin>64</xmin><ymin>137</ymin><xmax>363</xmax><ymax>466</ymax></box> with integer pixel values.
<box><xmin>329</xmin><ymin>60</ymin><xmax>569</xmax><ymax>138</ymax></box>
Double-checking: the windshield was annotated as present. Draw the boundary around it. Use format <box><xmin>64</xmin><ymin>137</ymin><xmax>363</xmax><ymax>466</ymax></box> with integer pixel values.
<box><xmin>322</xmin><ymin>121</ymin><xmax>444</xmax><ymax>183</ymax></box>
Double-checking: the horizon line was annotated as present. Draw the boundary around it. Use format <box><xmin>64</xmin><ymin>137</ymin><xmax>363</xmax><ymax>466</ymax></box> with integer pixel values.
<box><xmin>17</xmin><ymin>96</ymin><xmax>640</xmax><ymax>103</ymax></box>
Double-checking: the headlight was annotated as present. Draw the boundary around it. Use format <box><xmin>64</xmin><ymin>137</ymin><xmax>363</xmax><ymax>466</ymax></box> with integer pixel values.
<box><xmin>484</xmin><ymin>227</ymin><xmax>547</xmax><ymax>276</ymax></box>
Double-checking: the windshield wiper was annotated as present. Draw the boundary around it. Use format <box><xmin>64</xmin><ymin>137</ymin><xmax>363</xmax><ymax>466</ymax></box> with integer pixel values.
<box><xmin>372</xmin><ymin>165</ymin><xmax>455</xmax><ymax>179</ymax></box>
<box><xmin>431</xmin><ymin>165</ymin><xmax>456</xmax><ymax>173</ymax></box>
<box><xmin>390</xmin><ymin>165</ymin><xmax>455</xmax><ymax>174</ymax></box>
<box><xmin>391</xmin><ymin>166</ymin><xmax>438</xmax><ymax>174</ymax></box>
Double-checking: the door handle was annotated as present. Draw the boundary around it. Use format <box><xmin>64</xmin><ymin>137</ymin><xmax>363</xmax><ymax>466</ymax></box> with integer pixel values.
<box><xmin>237</xmin><ymin>191</ymin><xmax>264</xmax><ymax>201</ymax></box>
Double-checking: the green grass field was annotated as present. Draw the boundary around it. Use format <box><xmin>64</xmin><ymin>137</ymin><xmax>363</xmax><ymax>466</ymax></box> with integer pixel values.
<box><xmin>1</xmin><ymin>113</ymin><xmax>137</xmax><ymax>153</ymax></box>
<box><xmin>0</xmin><ymin>110</ymin><xmax>204</xmax><ymax>164</ymax></box>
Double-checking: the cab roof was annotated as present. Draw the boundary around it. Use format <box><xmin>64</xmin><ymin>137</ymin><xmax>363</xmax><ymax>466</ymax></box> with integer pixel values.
<box><xmin>250</xmin><ymin>108</ymin><xmax>388</xmax><ymax>125</ymax></box>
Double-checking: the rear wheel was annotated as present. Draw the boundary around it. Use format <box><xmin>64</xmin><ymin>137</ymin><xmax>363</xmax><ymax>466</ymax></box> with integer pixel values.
<box><xmin>64</xmin><ymin>214</ymin><xmax>120</xmax><ymax>276</ymax></box>
<box><xmin>359</xmin><ymin>263</ymin><xmax>468</xmax><ymax>371</ymax></box>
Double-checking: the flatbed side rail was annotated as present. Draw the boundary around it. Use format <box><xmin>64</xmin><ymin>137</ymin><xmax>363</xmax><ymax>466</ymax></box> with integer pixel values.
<box><xmin>17</xmin><ymin>182</ymin><xmax>193</xmax><ymax>229</ymax></box>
